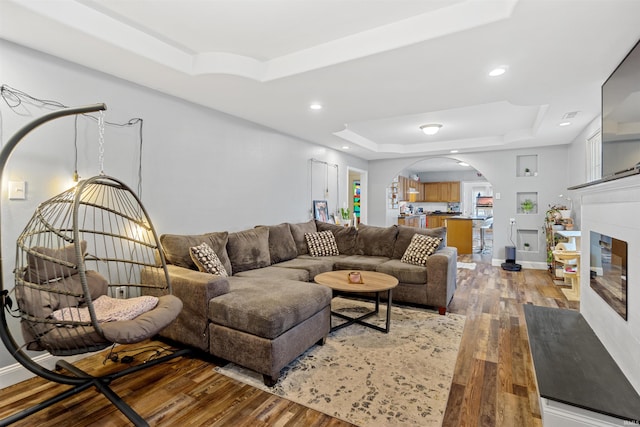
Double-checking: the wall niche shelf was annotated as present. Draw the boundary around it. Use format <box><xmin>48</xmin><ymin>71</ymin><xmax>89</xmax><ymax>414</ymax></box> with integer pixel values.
<box><xmin>517</xmin><ymin>154</ymin><xmax>538</xmax><ymax>177</ymax></box>
<box><xmin>517</xmin><ymin>192</ymin><xmax>538</xmax><ymax>214</ymax></box>
<box><xmin>517</xmin><ymin>229</ymin><xmax>539</xmax><ymax>252</ymax></box>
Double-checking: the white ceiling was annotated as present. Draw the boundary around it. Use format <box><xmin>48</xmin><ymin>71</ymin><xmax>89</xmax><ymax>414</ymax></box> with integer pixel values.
<box><xmin>2</xmin><ymin>0</ymin><xmax>640</xmax><ymax>163</ymax></box>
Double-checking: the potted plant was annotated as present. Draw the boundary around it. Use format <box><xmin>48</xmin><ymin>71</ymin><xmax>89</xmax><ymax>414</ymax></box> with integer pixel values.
<box><xmin>524</xmin><ymin>167</ymin><xmax>531</xmax><ymax>176</ymax></box>
<box><xmin>524</xmin><ymin>242</ymin><xmax>530</xmax><ymax>251</ymax></box>
<box><xmin>340</xmin><ymin>207</ymin><xmax>351</xmax><ymax>226</ymax></box>
<box><xmin>521</xmin><ymin>199</ymin><xmax>535</xmax><ymax>213</ymax></box>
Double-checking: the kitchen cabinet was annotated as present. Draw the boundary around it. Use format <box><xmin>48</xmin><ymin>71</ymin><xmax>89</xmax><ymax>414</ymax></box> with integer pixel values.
<box><xmin>424</xmin><ymin>182</ymin><xmax>439</xmax><ymax>202</ymax></box>
<box><xmin>398</xmin><ymin>214</ymin><xmax>426</xmax><ymax>228</ymax></box>
<box><xmin>424</xmin><ymin>181</ymin><xmax>460</xmax><ymax>202</ymax></box>
<box><xmin>447</xmin><ymin>181</ymin><xmax>461</xmax><ymax>202</ymax></box>
<box><xmin>396</xmin><ymin>177</ymin><xmax>459</xmax><ymax>203</ymax></box>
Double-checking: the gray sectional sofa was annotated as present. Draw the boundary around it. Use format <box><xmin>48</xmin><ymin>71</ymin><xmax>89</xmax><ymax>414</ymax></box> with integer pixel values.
<box><xmin>146</xmin><ymin>220</ymin><xmax>457</xmax><ymax>385</ymax></box>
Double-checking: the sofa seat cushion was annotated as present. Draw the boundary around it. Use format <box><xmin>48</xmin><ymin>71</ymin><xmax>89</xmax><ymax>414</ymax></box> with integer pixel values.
<box><xmin>376</xmin><ymin>259</ymin><xmax>428</xmax><ymax>284</ymax></box>
<box><xmin>234</xmin><ymin>266</ymin><xmax>309</xmax><ymax>282</ymax></box>
<box><xmin>209</xmin><ymin>278</ymin><xmax>332</xmax><ymax>339</ymax></box>
<box><xmin>334</xmin><ymin>255</ymin><xmax>390</xmax><ymax>271</ymax></box>
<box><xmin>275</xmin><ymin>256</ymin><xmax>342</xmax><ymax>280</ymax></box>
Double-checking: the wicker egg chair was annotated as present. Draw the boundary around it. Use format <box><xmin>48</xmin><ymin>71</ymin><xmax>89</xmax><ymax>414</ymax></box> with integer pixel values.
<box><xmin>0</xmin><ymin>105</ymin><xmax>189</xmax><ymax>426</ymax></box>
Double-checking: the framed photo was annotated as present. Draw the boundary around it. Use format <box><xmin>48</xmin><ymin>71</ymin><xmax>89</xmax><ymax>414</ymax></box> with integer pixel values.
<box><xmin>313</xmin><ymin>200</ymin><xmax>330</xmax><ymax>222</ymax></box>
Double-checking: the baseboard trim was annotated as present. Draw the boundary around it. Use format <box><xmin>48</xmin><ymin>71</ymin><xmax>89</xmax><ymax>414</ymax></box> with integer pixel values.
<box><xmin>0</xmin><ymin>352</ymin><xmax>95</xmax><ymax>390</ymax></box>
<box><xmin>491</xmin><ymin>259</ymin><xmax>548</xmax><ymax>270</ymax></box>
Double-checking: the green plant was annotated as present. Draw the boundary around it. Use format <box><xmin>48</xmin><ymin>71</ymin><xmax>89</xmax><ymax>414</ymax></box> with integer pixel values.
<box><xmin>340</xmin><ymin>207</ymin><xmax>350</xmax><ymax>220</ymax></box>
<box><xmin>521</xmin><ymin>199</ymin><xmax>535</xmax><ymax>213</ymax></box>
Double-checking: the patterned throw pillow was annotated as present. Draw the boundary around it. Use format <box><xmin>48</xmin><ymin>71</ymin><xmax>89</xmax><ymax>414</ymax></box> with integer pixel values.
<box><xmin>305</xmin><ymin>231</ymin><xmax>340</xmax><ymax>257</ymax></box>
<box><xmin>401</xmin><ymin>234</ymin><xmax>443</xmax><ymax>266</ymax></box>
<box><xmin>189</xmin><ymin>242</ymin><xmax>229</xmax><ymax>277</ymax></box>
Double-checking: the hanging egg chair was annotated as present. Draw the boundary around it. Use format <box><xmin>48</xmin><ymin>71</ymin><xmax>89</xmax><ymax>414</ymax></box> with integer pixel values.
<box><xmin>0</xmin><ymin>104</ymin><xmax>188</xmax><ymax>426</ymax></box>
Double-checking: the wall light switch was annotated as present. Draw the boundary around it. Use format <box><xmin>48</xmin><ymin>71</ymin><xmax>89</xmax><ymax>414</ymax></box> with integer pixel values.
<box><xmin>495</xmin><ymin>192</ymin><xmax>501</xmax><ymax>200</ymax></box>
<box><xmin>9</xmin><ymin>181</ymin><xmax>26</xmax><ymax>200</ymax></box>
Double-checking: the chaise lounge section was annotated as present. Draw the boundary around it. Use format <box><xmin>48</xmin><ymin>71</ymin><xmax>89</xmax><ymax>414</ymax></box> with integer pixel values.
<box><xmin>148</xmin><ymin>220</ymin><xmax>457</xmax><ymax>385</ymax></box>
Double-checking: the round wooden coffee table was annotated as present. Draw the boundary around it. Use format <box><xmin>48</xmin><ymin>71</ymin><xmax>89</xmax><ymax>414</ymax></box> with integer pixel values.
<box><xmin>314</xmin><ymin>270</ymin><xmax>398</xmax><ymax>333</ymax></box>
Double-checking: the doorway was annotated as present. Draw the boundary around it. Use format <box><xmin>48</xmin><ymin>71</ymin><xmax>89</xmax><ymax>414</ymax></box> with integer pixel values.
<box><xmin>462</xmin><ymin>181</ymin><xmax>493</xmax><ymax>254</ymax></box>
<box><xmin>347</xmin><ymin>167</ymin><xmax>367</xmax><ymax>225</ymax></box>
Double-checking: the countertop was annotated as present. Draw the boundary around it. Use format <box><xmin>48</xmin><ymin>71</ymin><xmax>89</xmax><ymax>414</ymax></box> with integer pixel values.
<box><xmin>398</xmin><ymin>212</ymin><xmax>461</xmax><ymax>218</ymax></box>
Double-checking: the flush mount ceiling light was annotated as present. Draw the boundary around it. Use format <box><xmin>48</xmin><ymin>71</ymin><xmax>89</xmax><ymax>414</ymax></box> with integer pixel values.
<box><xmin>450</xmin><ymin>149</ymin><xmax>459</xmax><ymax>153</ymax></box>
<box><xmin>309</xmin><ymin>103</ymin><xmax>323</xmax><ymax>110</ymax></box>
<box><xmin>420</xmin><ymin>124</ymin><xmax>442</xmax><ymax>135</ymax></box>
<box><xmin>489</xmin><ymin>66</ymin><xmax>507</xmax><ymax>77</ymax></box>
<box><xmin>559</xmin><ymin>121</ymin><xmax>571</xmax><ymax>127</ymax></box>
<box><xmin>457</xmin><ymin>161</ymin><xmax>470</xmax><ymax>167</ymax></box>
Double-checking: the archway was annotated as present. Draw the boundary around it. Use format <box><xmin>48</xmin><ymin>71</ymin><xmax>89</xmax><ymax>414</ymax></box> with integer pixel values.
<box><xmin>386</xmin><ymin>156</ymin><xmax>493</xmax><ymax>255</ymax></box>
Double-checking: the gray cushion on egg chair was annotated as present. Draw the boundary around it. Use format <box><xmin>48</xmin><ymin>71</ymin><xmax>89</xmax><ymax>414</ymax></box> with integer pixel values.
<box><xmin>0</xmin><ymin>105</ymin><xmax>188</xmax><ymax>427</ymax></box>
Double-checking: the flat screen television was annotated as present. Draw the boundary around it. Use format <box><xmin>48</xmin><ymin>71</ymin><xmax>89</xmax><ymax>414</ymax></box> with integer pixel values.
<box><xmin>601</xmin><ymin>39</ymin><xmax>640</xmax><ymax>180</ymax></box>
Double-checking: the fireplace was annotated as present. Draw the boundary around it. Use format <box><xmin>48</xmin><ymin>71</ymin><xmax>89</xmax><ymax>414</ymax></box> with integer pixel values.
<box><xmin>590</xmin><ymin>231</ymin><xmax>628</xmax><ymax>320</ymax></box>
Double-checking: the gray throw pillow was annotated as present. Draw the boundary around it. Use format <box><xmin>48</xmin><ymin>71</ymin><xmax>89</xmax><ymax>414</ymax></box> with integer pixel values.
<box><xmin>288</xmin><ymin>220</ymin><xmax>317</xmax><ymax>255</ymax></box>
<box><xmin>354</xmin><ymin>223</ymin><xmax>398</xmax><ymax>257</ymax></box>
<box><xmin>227</xmin><ymin>227</ymin><xmax>270</xmax><ymax>273</ymax></box>
<box><xmin>261</xmin><ymin>223</ymin><xmax>297</xmax><ymax>264</ymax></box>
<box><xmin>160</xmin><ymin>232</ymin><xmax>231</xmax><ymax>274</ymax></box>
<box><xmin>315</xmin><ymin>221</ymin><xmax>357</xmax><ymax>255</ymax></box>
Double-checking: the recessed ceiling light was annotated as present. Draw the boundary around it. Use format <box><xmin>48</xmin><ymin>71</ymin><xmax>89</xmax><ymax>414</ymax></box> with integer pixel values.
<box><xmin>342</xmin><ymin>145</ymin><xmax>350</xmax><ymax>150</ymax></box>
<box><xmin>457</xmin><ymin>161</ymin><xmax>470</xmax><ymax>167</ymax></box>
<box><xmin>489</xmin><ymin>66</ymin><xmax>507</xmax><ymax>77</ymax></box>
<box><xmin>420</xmin><ymin>124</ymin><xmax>442</xmax><ymax>135</ymax></box>
<box><xmin>450</xmin><ymin>149</ymin><xmax>459</xmax><ymax>154</ymax></box>
<box><xmin>559</xmin><ymin>122</ymin><xmax>571</xmax><ymax>127</ymax></box>
<box><xmin>309</xmin><ymin>103</ymin><xmax>323</xmax><ymax>110</ymax></box>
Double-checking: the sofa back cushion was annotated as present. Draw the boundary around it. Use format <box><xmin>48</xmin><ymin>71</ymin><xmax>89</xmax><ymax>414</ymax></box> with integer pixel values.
<box><xmin>315</xmin><ymin>221</ymin><xmax>357</xmax><ymax>255</ymax></box>
<box><xmin>161</xmin><ymin>232</ymin><xmax>231</xmax><ymax>274</ymax></box>
<box><xmin>288</xmin><ymin>220</ymin><xmax>317</xmax><ymax>255</ymax></box>
<box><xmin>227</xmin><ymin>227</ymin><xmax>271</xmax><ymax>273</ymax></box>
<box><xmin>354</xmin><ymin>224</ymin><xmax>398</xmax><ymax>257</ymax></box>
<box><xmin>261</xmin><ymin>223</ymin><xmax>297</xmax><ymax>264</ymax></box>
<box><xmin>392</xmin><ymin>225</ymin><xmax>447</xmax><ymax>259</ymax></box>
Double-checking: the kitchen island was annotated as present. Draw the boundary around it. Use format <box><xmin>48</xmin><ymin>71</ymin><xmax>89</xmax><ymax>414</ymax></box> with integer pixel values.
<box><xmin>444</xmin><ymin>216</ymin><xmax>473</xmax><ymax>254</ymax></box>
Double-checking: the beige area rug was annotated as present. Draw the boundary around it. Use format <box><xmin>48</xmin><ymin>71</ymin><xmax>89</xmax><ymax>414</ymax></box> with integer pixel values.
<box><xmin>457</xmin><ymin>262</ymin><xmax>477</xmax><ymax>270</ymax></box>
<box><xmin>215</xmin><ymin>297</ymin><xmax>466</xmax><ymax>426</ymax></box>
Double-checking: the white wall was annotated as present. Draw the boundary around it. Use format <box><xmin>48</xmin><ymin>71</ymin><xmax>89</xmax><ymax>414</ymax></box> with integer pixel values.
<box><xmin>0</xmin><ymin>40</ymin><xmax>367</xmax><ymax>371</ymax></box>
<box><xmin>567</xmin><ymin>116</ymin><xmax>640</xmax><ymax>393</ymax></box>
<box><xmin>368</xmin><ymin>147</ymin><xmax>570</xmax><ymax>267</ymax></box>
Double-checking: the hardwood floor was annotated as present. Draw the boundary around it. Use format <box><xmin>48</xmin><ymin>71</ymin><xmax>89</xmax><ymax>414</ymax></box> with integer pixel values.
<box><xmin>0</xmin><ymin>255</ymin><xmax>577</xmax><ymax>426</ymax></box>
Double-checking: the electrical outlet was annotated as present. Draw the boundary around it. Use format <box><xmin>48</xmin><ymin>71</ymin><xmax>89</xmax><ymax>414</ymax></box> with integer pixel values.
<box><xmin>509</xmin><ymin>218</ymin><xmax>516</xmax><ymax>225</ymax></box>
<box><xmin>113</xmin><ymin>286</ymin><xmax>127</xmax><ymax>299</ymax></box>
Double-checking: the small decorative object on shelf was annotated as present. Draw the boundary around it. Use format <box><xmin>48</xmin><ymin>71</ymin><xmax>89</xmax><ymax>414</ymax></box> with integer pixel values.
<box><xmin>348</xmin><ymin>271</ymin><xmax>363</xmax><ymax>284</ymax></box>
<box><xmin>521</xmin><ymin>199</ymin><xmax>535</xmax><ymax>213</ymax></box>
<box><xmin>524</xmin><ymin>242</ymin><xmax>530</xmax><ymax>251</ymax></box>
<box><xmin>524</xmin><ymin>168</ymin><xmax>531</xmax><ymax>176</ymax></box>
